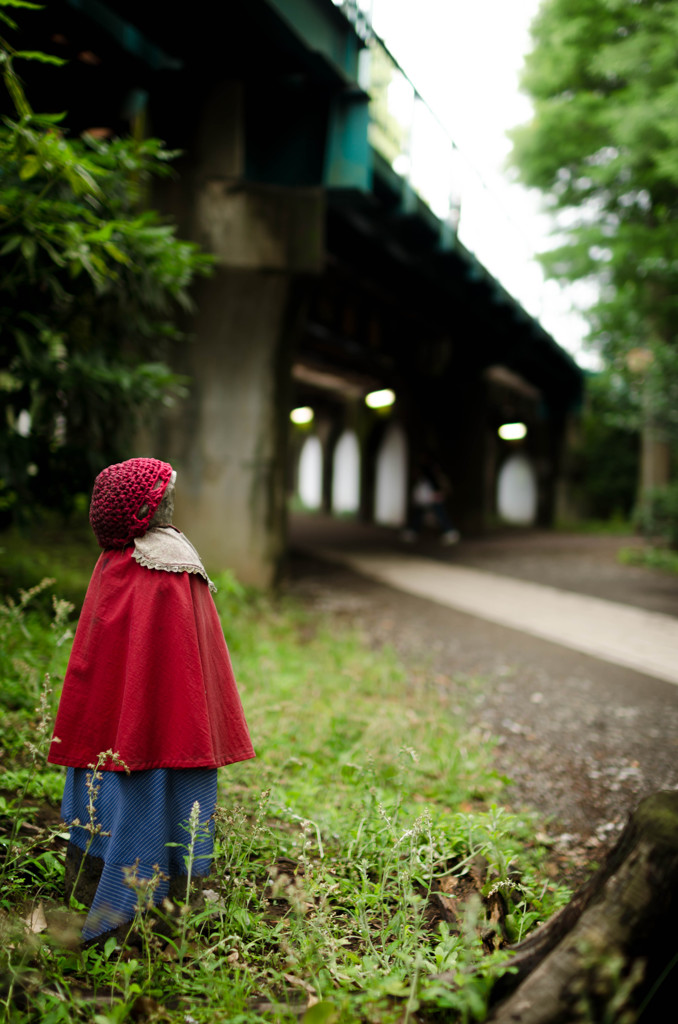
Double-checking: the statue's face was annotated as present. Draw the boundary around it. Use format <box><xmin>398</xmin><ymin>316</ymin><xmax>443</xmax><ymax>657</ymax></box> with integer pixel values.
<box><xmin>150</xmin><ymin>478</ymin><xmax>175</xmax><ymax>527</ymax></box>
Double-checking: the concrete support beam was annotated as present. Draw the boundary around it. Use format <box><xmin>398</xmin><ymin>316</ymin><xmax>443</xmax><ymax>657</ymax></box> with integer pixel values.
<box><xmin>196</xmin><ymin>181</ymin><xmax>324</xmax><ymax>273</ymax></box>
<box><xmin>157</xmin><ymin>81</ymin><xmax>324</xmax><ymax>586</ymax></box>
<box><xmin>169</xmin><ymin>270</ymin><xmax>294</xmax><ymax>587</ymax></box>
<box><xmin>455</xmin><ymin>383</ymin><xmax>490</xmax><ymax>534</ymax></box>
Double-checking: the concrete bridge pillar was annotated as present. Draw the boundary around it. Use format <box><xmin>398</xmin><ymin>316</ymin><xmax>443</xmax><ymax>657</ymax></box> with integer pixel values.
<box><xmin>450</xmin><ymin>370</ymin><xmax>490</xmax><ymax>534</ymax></box>
<box><xmin>159</xmin><ymin>83</ymin><xmax>324</xmax><ymax>586</ymax></box>
<box><xmin>170</xmin><ymin>270</ymin><xmax>294</xmax><ymax>586</ymax></box>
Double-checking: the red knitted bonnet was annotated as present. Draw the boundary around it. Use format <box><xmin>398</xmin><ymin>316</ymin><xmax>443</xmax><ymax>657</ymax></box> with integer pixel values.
<box><xmin>89</xmin><ymin>458</ymin><xmax>174</xmax><ymax>549</ymax></box>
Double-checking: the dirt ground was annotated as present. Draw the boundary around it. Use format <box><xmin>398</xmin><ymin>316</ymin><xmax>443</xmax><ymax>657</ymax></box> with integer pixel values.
<box><xmin>285</xmin><ymin>523</ymin><xmax>678</xmax><ymax>873</ymax></box>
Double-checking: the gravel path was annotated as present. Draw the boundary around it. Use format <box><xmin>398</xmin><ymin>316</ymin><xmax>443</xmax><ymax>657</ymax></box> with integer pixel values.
<box><xmin>286</xmin><ymin>522</ymin><xmax>678</xmax><ymax>870</ymax></box>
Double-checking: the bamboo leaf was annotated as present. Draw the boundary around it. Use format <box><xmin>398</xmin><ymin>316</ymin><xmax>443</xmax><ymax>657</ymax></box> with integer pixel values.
<box><xmin>20</xmin><ymin>235</ymin><xmax>35</xmax><ymax>261</ymax></box>
<box><xmin>0</xmin><ymin>235</ymin><xmax>22</xmax><ymax>255</ymax></box>
<box><xmin>103</xmin><ymin>241</ymin><xmax>130</xmax><ymax>264</ymax></box>
<box><xmin>18</xmin><ymin>154</ymin><xmax>40</xmax><ymax>179</ymax></box>
<box><xmin>0</xmin><ymin>1</ymin><xmax>45</xmax><ymax>9</ymax></box>
<box><xmin>13</xmin><ymin>50</ymin><xmax>65</xmax><ymax>65</ymax></box>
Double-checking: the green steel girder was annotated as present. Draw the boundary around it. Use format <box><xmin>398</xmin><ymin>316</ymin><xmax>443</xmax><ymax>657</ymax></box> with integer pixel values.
<box><xmin>264</xmin><ymin>0</ymin><xmax>372</xmax><ymax>190</ymax></box>
<box><xmin>66</xmin><ymin>0</ymin><xmax>181</xmax><ymax>69</ymax></box>
<box><xmin>266</xmin><ymin>0</ymin><xmax>365</xmax><ymax>85</ymax></box>
<box><xmin>324</xmin><ymin>91</ymin><xmax>372</xmax><ymax>191</ymax></box>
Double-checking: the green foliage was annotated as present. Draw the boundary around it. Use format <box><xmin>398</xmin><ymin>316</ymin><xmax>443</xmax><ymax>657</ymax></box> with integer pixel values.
<box><xmin>0</xmin><ymin>577</ymin><xmax>70</xmax><ymax>911</ymax></box>
<box><xmin>633</xmin><ymin>482</ymin><xmax>678</xmax><ymax>550</ymax></box>
<box><xmin>555</xmin><ymin>516</ymin><xmax>632</xmax><ymax>536</ymax></box>
<box><xmin>0</xmin><ymin>7</ymin><xmax>212</xmax><ymax>519</ymax></box>
<box><xmin>0</xmin><ymin>507</ymin><xmax>98</xmax><ymax>607</ymax></box>
<box><xmin>0</xmin><ymin>558</ymin><xmax>572</xmax><ymax>1023</ymax></box>
<box><xmin>510</xmin><ymin>0</ymin><xmax>678</xmax><ymax>444</ymax></box>
<box><xmin>0</xmin><ymin>576</ymin><xmax>71</xmax><ymax>712</ymax></box>
<box><xmin>570</xmin><ymin>371</ymin><xmax>639</xmax><ymax>519</ymax></box>
<box><xmin>618</xmin><ymin>542</ymin><xmax>678</xmax><ymax>574</ymax></box>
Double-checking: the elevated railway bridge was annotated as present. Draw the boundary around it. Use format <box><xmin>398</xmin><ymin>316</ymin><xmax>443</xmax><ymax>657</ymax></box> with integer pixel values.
<box><xmin>27</xmin><ymin>0</ymin><xmax>582</xmax><ymax>583</ymax></box>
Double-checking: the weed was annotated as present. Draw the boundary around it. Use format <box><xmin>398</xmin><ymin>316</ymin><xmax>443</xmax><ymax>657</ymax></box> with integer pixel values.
<box><xmin>0</xmin><ymin>566</ymin><xmax>573</xmax><ymax>1023</ymax></box>
<box><xmin>555</xmin><ymin>516</ymin><xmax>633</xmax><ymax>536</ymax></box>
<box><xmin>66</xmin><ymin>749</ymin><xmax>130</xmax><ymax>909</ymax></box>
<box><xmin>618</xmin><ymin>544</ymin><xmax>678</xmax><ymax>574</ymax></box>
<box><xmin>0</xmin><ymin>580</ymin><xmax>73</xmax><ymax>898</ymax></box>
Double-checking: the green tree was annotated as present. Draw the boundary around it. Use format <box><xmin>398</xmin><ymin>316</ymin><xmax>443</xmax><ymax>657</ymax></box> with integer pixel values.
<box><xmin>0</xmin><ymin>0</ymin><xmax>211</xmax><ymax>520</ymax></box>
<box><xmin>510</xmin><ymin>0</ymin><xmax>678</xmax><ymax>478</ymax></box>
<box><xmin>572</xmin><ymin>370</ymin><xmax>639</xmax><ymax>520</ymax></box>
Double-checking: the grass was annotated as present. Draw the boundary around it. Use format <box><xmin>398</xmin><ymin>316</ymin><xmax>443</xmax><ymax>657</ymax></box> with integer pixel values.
<box><xmin>618</xmin><ymin>544</ymin><xmax>678</xmax><ymax>575</ymax></box>
<box><xmin>554</xmin><ymin>516</ymin><xmax>634</xmax><ymax>536</ymax></box>
<box><xmin>0</xmin><ymin>530</ymin><xmax>573</xmax><ymax>1023</ymax></box>
<box><xmin>0</xmin><ymin>512</ymin><xmax>98</xmax><ymax>611</ymax></box>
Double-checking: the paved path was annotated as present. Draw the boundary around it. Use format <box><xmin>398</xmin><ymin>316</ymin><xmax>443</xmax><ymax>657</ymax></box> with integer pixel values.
<box><xmin>305</xmin><ymin>546</ymin><xmax>678</xmax><ymax>687</ymax></box>
<box><xmin>289</xmin><ymin>515</ymin><xmax>678</xmax><ymax>840</ymax></box>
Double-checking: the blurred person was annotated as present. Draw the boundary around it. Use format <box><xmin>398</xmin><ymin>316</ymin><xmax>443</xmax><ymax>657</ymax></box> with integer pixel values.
<box><xmin>402</xmin><ymin>456</ymin><xmax>460</xmax><ymax>545</ymax></box>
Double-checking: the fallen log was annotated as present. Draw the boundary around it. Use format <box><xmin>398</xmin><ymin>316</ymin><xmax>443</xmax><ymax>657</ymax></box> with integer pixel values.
<box><xmin>486</xmin><ymin>790</ymin><xmax>678</xmax><ymax>1023</ymax></box>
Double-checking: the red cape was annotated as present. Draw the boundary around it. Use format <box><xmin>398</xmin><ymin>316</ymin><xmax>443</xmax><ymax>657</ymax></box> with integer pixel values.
<box><xmin>49</xmin><ymin>547</ymin><xmax>255</xmax><ymax>771</ymax></box>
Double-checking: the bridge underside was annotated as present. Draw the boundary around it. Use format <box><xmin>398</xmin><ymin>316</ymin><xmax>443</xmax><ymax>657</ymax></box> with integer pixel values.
<box><xmin>21</xmin><ymin>0</ymin><xmax>582</xmax><ymax>584</ymax></box>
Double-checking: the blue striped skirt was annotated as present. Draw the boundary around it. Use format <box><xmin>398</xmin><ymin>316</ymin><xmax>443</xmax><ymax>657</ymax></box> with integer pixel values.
<box><xmin>62</xmin><ymin>767</ymin><xmax>217</xmax><ymax>940</ymax></box>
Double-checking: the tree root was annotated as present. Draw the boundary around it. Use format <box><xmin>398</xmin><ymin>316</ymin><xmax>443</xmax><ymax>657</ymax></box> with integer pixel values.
<box><xmin>486</xmin><ymin>791</ymin><xmax>678</xmax><ymax>1023</ymax></box>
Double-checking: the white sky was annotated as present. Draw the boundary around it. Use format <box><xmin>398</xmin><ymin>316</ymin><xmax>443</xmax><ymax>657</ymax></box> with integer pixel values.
<box><xmin>364</xmin><ymin>0</ymin><xmax>597</xmax><ymax>369</ymax></box>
